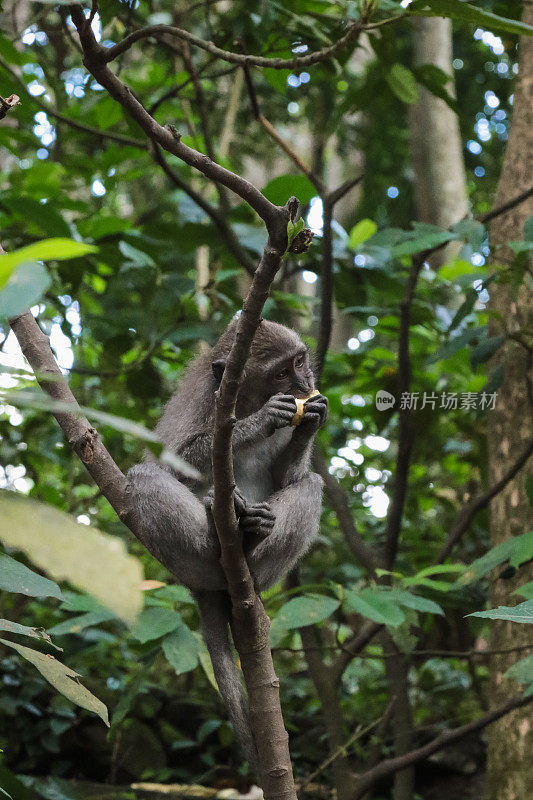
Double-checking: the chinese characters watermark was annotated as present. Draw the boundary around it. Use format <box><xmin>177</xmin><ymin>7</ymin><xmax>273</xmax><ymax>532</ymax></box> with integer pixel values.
<box><xmin>375</xmin><ymin>391</ymin><xmax>497</xmax><ymax>411</ymax></box>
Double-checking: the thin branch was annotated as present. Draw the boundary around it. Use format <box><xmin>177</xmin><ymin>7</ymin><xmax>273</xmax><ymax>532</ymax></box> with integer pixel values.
<box><xmin>331</xmin><ymin>621</ymin><xmax>383</xmax><ymax>684</ymax></box>
<box><xmin>242</xmin><ymin>62</ymin><xmax>324</xmax><ymax>194</ymax></box>
<box><xmin>351</xmin><ymin>694</ymin><xmax>533</xmax><ymax>800</ymax></box>
<box><xmin>69</xmin><ymin>6</ymin><xmax>278</xmax><ymax>229</ymax></box>
<box><xmin>478</xmin><ymin>184</ymin><xmax>533</xmax><ymax>225</ymax></box>
<box><xmin>382</xmin><ymin>254</ymin><xmax>424</xmax><ymax>571</ymax></box>
<box><xmin>313</xmin><ymin>452</ymin><xmax>377</xmax><ymax>576</ymax></box>
<box><xmin>316</xmin><ymin>201</ymin><xmax>334</xmax><ymax>382</ymax></box>
<box><xmin>298</xmin><ymin>700</ymin><xmax>395</xmax><ymax>794</ymax></box>
<box><xmin>0</xmin><ymin>56</ymin><xmax>146</xmax><ymax>149</ymax></box>
<box><xmin>102</xmin><ymin>20</ymin><xmax>366</xmax><ymax>70</ymax></box>
<box><xmin>326</xmin><ymin>173</ymin><xmax>364</xmax><ymax>207</ymax></box>
<box><xmin>436</xmin><ymin>437</ymin><xmax>533</xmax><ymax>563</ymax></box>
<box><xmin>149</xmin><ymin>142</ymin><xmax>255</xmax><ymax>275</ymax></box>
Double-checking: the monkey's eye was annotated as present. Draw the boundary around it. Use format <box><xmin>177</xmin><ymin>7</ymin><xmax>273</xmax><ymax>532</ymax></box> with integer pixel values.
<box><xmin>295</xmin><ymin>356</ymin><xmax>305</xmax><ymax>369</ymax></box>
<box><xmin>276</xmin><ymin>368</ymin><xmax>289</xmax><ymax>380</ymax></box>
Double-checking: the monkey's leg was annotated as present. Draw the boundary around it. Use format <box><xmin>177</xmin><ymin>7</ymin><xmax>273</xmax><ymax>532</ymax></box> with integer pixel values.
<box><xmin>245</xmin><ymin>472</ymin><xmax>323</xmax><ymax>590</ymax></box>
<box><xmin>127</xmin><ymin>463</ymin><xmax>226</xmax><ymax>590</ymax></box>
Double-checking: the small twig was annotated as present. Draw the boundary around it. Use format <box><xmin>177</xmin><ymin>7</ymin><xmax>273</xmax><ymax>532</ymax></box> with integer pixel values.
<box><xmin>0</xmin><ymin>56</ymin><xmax>146</xmax><ymax>149</ymax></box>
<box><xmin>0</xmin><ymin>93</ymin><xmax>20</xmax><ymax>120</ymax></box>
<box><xmin>478</xmin><ymin>184</ymin><xmax>533</xmax><ymax>225</ymax></box>
<box><xmin>382</xmin><ymin>254</ymin><xmax>425</xmax><ymax>571</ymax></box>
<box><xmin>149</xmin><ymin>142</ymin><xmax>255</xmax><ymax>275</ymax></box>
<box><xmin>313</xmin><ymin>452</ymin><xmax>377</xmax><ymax>575</ymax></box>
<box><xmin>298</xmin><ymin>700</ymin><xmax>395</xmax><ymax>793</ymax></box>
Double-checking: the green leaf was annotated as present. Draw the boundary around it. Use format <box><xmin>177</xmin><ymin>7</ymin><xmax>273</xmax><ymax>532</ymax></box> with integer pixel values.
<box><xmin>0</xmin><ymin>618</ymin><xmax>60</xmax><ymax>649</ymax></box>
<box><xmin>274</xmin><ymin>594</ymin><xmax>340</xmax><ymax>630</ymax></box>
<box><xmin>349</xmin><ymin>219</ymin><xmax>378</xmax><ymax>249</ymax></box>
<box><xmin>515</xmin><ymin>581</ymin><xmax>533</xmax><ymax>600</ymax></box>
<box><xmin>131</xmin><ymin>607</ymin><xmax>181</xmax><ymax>643</ymax></box>
<box><xmin>0</xmin><ymin>238</ymin><xmax>97</xmax><ymax>289</ymax></box>
<box><xmin>470</xmin><ymin>334</ymin><xmax>505</xmax><ymax>369</ymax></box>
<box><xmin>386</xmin><ymin>63</ymin><xmax>419</xmax><ymax>104</ymax></box>
<box><xmin>388</xmin><ymin>589</ymin><xmax>444</xmax><ymax>616</ymax></box>
<box><xmin>460</xmin><ymin>532</ymin><xmax>533</xmax><ymax>584</ymax></box>
<box><xmin>504</xmin><ymin>655</ymin><xmax>533</xmax><ymax>685</ymax></box>
<box><xmin>162</xmin><ymin>622</ymin><xmax>200</xmax><ymax>675</ymax></box>
<box><xmin>343</xmin><ymin>588</ymin><xmax>405</xmax><ymax>627</ymax></box>
<box><xmin>0</xmin><ymin>553</ymin><xmax>62</xmax><ymax>600</ymax></box>
<box><xmin>0</xmin><ymin>638</ymin><xmax>109</xmax><ymax>725</ymax></box>
<box><xmin>0</xmin><ymin>493</ymin><xmax>143</xmax><ymax>625</ymax></box>
<box><xmin>48</xmin><ymin>610</ymin><xmax>116</xmax><ymax>636</ymax></box>
<box><xmin>467</xmin><ymin>600</ymin><xmax>533</xmax><ymax>624</ymax></box>
<box><xmin>0</xmin><ymin>262</ymin><xmax>51</xmax><ymax>320</ymax></box>
<box><xmin>412</xmin><ymin>0</ymin><xmax>533</xmax><ymax>37</ymax></box>
<box><xmin>262</xmin><ymin>175</ymin><xmax>316</xmax><ymax>206</ymax></box>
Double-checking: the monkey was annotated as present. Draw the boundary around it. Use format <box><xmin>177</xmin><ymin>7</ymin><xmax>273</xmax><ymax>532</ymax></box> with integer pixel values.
<box><xmin>127</xmin><ymin>319</ymin><xmax>328</xmax><ymax>769</ymax></box>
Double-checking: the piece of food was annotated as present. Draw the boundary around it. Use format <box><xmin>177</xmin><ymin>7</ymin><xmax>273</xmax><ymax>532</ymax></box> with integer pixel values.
<box><xmin>291</xmin><ymin>389</ymin><xmax>320</xmax><ymax>426</ymax></box>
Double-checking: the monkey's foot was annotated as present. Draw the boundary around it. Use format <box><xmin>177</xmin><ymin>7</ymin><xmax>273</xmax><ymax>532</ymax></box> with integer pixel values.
<box><xmin>239</xmin><ymin>502</ymin><xmax>275</xmax><ymax>540</ymax></box>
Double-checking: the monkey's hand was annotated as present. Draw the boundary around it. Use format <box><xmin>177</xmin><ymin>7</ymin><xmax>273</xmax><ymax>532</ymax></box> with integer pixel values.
<box><xmin>203</xmin><ymin>486</ymin><xmax>247</xmax><ymax>517</ymax></box>
<box><xmin>240</xmin><ymin>501</ymin><xmax>275</xmax><ymax>550</ymax></box>
<box><xmin>299</xmin><ymin>393</ymin><xmax>329</xmax><ymax>433</ymax></box>
<box><xmin>261</xmin><ymin>393</ymin><xmax>297</xmax><ymax>434</ymax></box>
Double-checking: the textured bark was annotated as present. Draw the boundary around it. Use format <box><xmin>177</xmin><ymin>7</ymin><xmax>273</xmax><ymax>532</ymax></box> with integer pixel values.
<box><xmin>484</xmin><ymin>7</ymin><xmax>533</xmax><ymax>800</ymax></box>
<box><xmin>409</xmin><ymin>17</ymin><xmax>468</xmax><ymax>265</ymax></box>
<box><xmin>381</xmin><ymin>633</ymin><xmax>414</xmax><ymax>800</ymax></box>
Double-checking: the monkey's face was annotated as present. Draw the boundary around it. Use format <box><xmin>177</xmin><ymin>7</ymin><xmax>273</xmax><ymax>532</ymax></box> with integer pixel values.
<box><xmin>268</xmin><ymin>347</ymin><xmax>315</xmax><ymax>400</ymax></box>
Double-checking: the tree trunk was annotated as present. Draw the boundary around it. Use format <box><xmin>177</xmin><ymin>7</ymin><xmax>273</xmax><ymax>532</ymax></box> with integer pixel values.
<box><xmin>409</xmin><ymin>17</ymin><xmax>468</xmax><ymax>265</ymax></box>
<box><xmin>484</xmin><ymin>7</ymin><xmax>533</xmax><ymax>800</ymax></box>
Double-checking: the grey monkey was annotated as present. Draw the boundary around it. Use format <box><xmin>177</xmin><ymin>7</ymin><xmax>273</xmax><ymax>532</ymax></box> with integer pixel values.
<box><xmin>128</xmin><ymin>319</ymin><xmax>327</xmax><ymax>768</ymax></box>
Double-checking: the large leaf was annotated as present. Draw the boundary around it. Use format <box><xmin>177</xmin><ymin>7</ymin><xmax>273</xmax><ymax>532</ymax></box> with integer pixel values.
<box><xmin>467</xmin><ymin>600</ymin><xmax>533</xmax><ymax>624</ymax></box>
<box><xmin>48</xmin><ymin>610</ymin><xmax>116</xmax><ymax>636</ymax></box>
<box><xmin>0</xmin><ymin>238</ymin><xmax>97</xmax><ymax>289</ymax></box>
<box><xmin>131</xmin><ymin>607</ymin><xmax>182</xmax><ymax>643</ymax></box>
<box><xmin>0</xmin><ymin>261</ymin><xmax>50</xmax><ymax>320</ymax></box>
<box><xmin>0</xmin><ymin>553</ymin><xmax>62</xmax><ymax>599</ymax></box>
<box><xmin>411</xmin><ymin>0</ymin><xmax>533</xmax><ymax>37</ymax></box>
<box><xmin>0</xmin><ymin>493</ymin><xmax>142</xmax><ymax>625</ymax></box>
<box><xmin>0</xmin><ymin>638</ymin><xmax>109</xmax><ymax>725</ymax></box>
<box><xmin>262</xmin><ymin>175</ymin><xmax>317</xmax><ymax>206</ymax></box>
<box><xmin>343</xmin><ymin>588</ymin><xmax>405</xmax><ymax>627</ymax></box>
<box><xmin>274</xmin><ymin>594</ymin><xmax>340</xmax><ymax>630</ymax></box>
<box><xmin>162</xmin><ymin>622</ymin><xmax>200</xmax><ymax>675</ymax></box>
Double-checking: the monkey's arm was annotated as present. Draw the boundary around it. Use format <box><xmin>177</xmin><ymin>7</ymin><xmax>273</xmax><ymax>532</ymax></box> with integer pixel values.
<box><xmin>272</xmin><ymin>394</ymin><xmax>328</xmax><ymax>488</ymax></box>
<box><xmin>177</xmin><ymin>394</ymin><xmax>297</xmax><ymax>470</ymax></box>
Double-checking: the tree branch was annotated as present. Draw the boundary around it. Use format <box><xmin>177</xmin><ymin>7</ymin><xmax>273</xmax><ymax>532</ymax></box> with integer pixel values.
<box><xmin>69</xmin><ymin>6</ymin><xmax>278</xmax><ymax>229</ymax></box>
<box><xmin>7</xmin><ymin>312</ymin><xmax>142</xmax><ymax>542</ymax></box>
<box><xmin>436</xmin><ymin>437</ymin><xmax>533</xmax><ymax>563</ymax></box>
<box><xmin>351</xmin><ymin>694</ymin><xmax>533</xmax><ymax>800</ymax></box>
<box><xmin>210</xmin><ymin>196</ymin><xmax>300</xmax><ymax>797</ymax></box>
<box><xmin>102</xmin><ymin>20</ymin><xmax>365</xmax><ymax>70</ymax></box>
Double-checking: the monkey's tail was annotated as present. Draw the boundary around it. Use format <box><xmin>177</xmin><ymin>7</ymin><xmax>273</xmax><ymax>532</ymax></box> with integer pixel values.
<box><xmin>194</xmin><ymin>590</ymin><xmax>259</xmax><ymax>773</ymax></box>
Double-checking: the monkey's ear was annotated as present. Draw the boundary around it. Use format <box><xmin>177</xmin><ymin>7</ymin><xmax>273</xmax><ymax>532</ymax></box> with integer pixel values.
<box><xmin>211</xmin><ymin>358</ymin><xmax>226</xmax><ymax>386</ymax></box>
